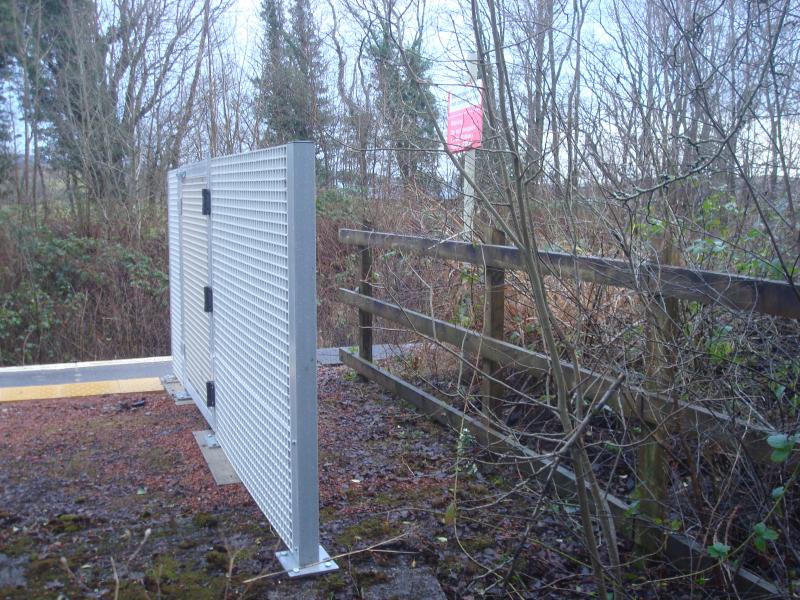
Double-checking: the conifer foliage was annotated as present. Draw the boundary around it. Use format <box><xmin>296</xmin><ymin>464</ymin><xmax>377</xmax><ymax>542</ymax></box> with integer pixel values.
<box><xmin>256</xmin><ymin>0</ymin><xmax>330</xmax><ymax>158</ymax></box>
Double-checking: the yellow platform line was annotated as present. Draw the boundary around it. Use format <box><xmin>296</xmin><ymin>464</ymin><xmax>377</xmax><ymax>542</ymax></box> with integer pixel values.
<box><xmin>0</xmin><ymin>377</ymin><xmax>164</xmax><ymax>403</ymax></box>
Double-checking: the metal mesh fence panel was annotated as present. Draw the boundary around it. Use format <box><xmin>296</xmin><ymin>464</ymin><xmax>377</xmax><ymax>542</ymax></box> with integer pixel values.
<box><xmin>210</xmin><ymin>146</ymin><xmax>295</xmax><ymax>548</ymax></box>
<box><xmin>181</xmin><ymin>172</ymin><xmax>214</xmax><ymax>425</ymax></box>
<box><xmin>167</xmin><ymin>169</ymin><xmax>184</xmax><ymax>383</ymax></box>
<box><xmin>168</xmin><ymin>143</ymin><xmax>329</xmax><ymax>573</ymax></box>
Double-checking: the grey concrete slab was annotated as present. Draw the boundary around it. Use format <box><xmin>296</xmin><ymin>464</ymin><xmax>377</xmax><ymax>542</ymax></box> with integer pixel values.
<box><xmin>361</xmin><ymin>566</ymin><xmax>446</xmax><ymax>600</ymax></box>
<box><xmin>192</xmin><ymin>430</ymin><xmax>241</xmax><ymax>485</ymax></box>
<box><xmin>161</xmin><ymin>376</ymin><xmax>193</xmax><ymax>404</ymax></box>
<box><xmin>316</xmin><ymin>347</ymin><xmax>342</xmax><ymax>365</ymax></box>
<box><xmin>265</xmin><ymin>563</ymin><xmax>445</xmax><ymax>599</ymax></box>
<box><xmin>0</xmin><ymin>357</ymin><xmax>173</xmax><ymax>387</ymax></box>
<box><xmin>372</xmin><ymin>343</ymin><xmax>417</xmax><ymax>362</ymax></box>
<box><xmin>316</xmin><ymin>343</ymin><xmax>416</xmax><ymax>366</ymax></box>
<box><xmin>0</xmin><ymin>344</ymin><xmax>418</xmax><ymax>389</ymax></box>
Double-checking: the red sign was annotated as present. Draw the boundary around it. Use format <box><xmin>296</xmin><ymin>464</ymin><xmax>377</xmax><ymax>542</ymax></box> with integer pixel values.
<box><xmin>446</xmin><ymin>83</ymin><xmax>483</xmax><ymax>153</ymax></box>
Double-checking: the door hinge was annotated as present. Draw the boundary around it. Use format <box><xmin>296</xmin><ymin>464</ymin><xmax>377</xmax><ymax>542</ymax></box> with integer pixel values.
<box><xmin>204</xmin><ymin>286</ymin><xmax>213</xmax><ymax>312</ymax></box>
<box><xmin>206</xmin><ymin>381</ymin><xmax>215</xmax><ymax>407</ymax></box>
<box><xmin>202</xmin><ymin>188</ymin><xmax>211</xmax><ymax>215</ymax></box>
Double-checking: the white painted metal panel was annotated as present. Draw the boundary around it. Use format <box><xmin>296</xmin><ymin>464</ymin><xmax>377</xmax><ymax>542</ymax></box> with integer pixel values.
<box><xmin>167</xmin><ymin>144</ymin><xmax>330</xmax><ymax>574</ymax></box>
<box><xmin>211</xmin><ymin>146</ymin><xmax>295</xmax><ymax>548</ymax></box>
<box><xmin>167</xmin><ymin>169</ymin><xmax>184</xmax><ymax>383</ymax></box>
<box><xmin>180</xmin><ymin>173</ymin><xmax>214</xmax><ymax>426</ymax></box>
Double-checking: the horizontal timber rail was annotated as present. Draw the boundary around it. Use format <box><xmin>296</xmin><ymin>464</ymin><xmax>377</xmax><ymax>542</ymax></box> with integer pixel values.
<box><xmin>338</xmin><ymin>288</ymin><xmax>776</xmax><ymax>463</ymax></box>
<box><xmin>339</xmin><ymin>229</ymin><xmax>800</xmax><ymax>320</ymax></box>
<box><xmin>340</xmin><ymin>349</ymin><xmax>780</xmax><ymax>598</ymax></box>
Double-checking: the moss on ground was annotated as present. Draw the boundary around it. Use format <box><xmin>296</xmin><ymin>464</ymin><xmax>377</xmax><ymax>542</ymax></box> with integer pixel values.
<box><xmin>319</xmin><ymin>571</ymin><xmax>348</xmax><ymax>595</ymax></box>
<box><xmin>117</xmin><ymin>580</ymin><xmax>151</xmax><ymax>600</ymax></box>
<box><xmin>191</xmin><ymin>511</ymin><xmax>219</xmax><ymax>529</ymax></box>
<box><xmin>355</xmin><ymin>569</ymin><xmax>390</xmax><ymax>588</ymax></box>
<box><xmin>204</xmin><ymin>549</ymin><xmax>228</xmax><ymax>573</ymax></box>
<box><xmin>143</xmin><ymin>555</ymin><xmax>227</xmax><ymax>599</ymax></box>
<box><xmin>372</xmin><ymin>492</ymin><xmax>401</xmax><ymax>508</ymax></box>
<box><xmin>0</xmin><ymin>556</ymin><xmax>81</xmax><ymax>600</ymax></box>
<box><xmin>461</xmin><ymin>533</ymin><xmax>494</xmax><ymax>554</ymax></box>
<box><xmin>337</xmin><ymin>516</ymin><xmax>397</xmax><ymax>548</ymax></box>
<box><xmin>1</xmin><ymin>534</ymin><xmax>34</xmax><ymax>557</ymax></box>
<box><xmin>26</xmin><ymin>557</ymin><xmax>61</xmax><ymax>578</ymax></box>
<box><xmin>47</xmin><ymin>513</ymin><xmax>94</xmax><ymax>534</ymax></box>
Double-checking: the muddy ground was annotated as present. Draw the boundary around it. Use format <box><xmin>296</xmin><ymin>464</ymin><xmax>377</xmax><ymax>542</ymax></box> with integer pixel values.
<box><xmin>1</xmin><ymin>365</ymin><xmax>700</xmax><ymax>599</ymax></box>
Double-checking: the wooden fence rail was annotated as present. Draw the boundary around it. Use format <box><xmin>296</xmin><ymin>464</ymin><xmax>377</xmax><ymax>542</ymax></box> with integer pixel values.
<box><xmin>339</xmin><ymin>229</ymin><xmax>800</xmax><ymax>320</ymax></box>
<box><xmin>337</xmin><ymin>289</ymin><xmax>776</xmax><ymax>462</ymax></box>
<box><xmin>337</xmin><ymin>227</ymin><xmax>794</xmax><ymax>597</ymax></box>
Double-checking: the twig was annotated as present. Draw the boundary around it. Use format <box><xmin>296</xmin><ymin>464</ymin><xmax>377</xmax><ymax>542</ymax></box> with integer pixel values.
<box><xmin>111</xmin><ymin>558</ymin><xmax>120</xmax><ymax>600</ymax></box>
<box><xmin>59</xmin><ymin>556</ymin><xmax>93</xmax><ymax>593</ymax></box>
<box><xmin>127</xmin><ymin>528</ymin><xmax>151</xmax><ymax>563</ymax></box>
<box><xmin>558</xmin><ymin>372</ymin><xmax>627</xmax><ymax>458</ymax></box>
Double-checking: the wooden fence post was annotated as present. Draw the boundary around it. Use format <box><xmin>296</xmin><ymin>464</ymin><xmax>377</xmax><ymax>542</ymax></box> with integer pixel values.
<box><xmin>635</xmin><ymin>323</ymin><xmax>672</xmax><ymax>560</ymax></box>
<box><xmin>635</xmin><ymin>252</ymin><xmax>680</xmax><ymax>560</ymax></box>
<box><xmin>481</xmin><ymin>226</ymin><xmax>505</xmax><ymax>418</ymax></box>
<box><xmin>358</xmin><ymin>240</ymin><xmax>374</xmax><ymax>368</ymax></box>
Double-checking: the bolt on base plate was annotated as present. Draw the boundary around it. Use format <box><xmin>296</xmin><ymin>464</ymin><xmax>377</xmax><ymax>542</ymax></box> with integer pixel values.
<box><xmin>275</xmin><ymin>546</ymin><xmax>338</xmax><ymax>577</ymax></box>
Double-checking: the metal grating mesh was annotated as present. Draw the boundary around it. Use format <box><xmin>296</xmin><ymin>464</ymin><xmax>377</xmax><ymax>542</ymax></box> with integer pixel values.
<box><xmin>167</xmin><ymin>144</ymin><xmax>323</xmax><ymax>569</ymax></box>
<box><xmin>181</xmin><ymin>174</ymin><xmax>214</xmax><ymax>424</ymax></box>
<box><xmin>167</xmin><ymin>169</ymin><xmax>184</xmax><ymax>383</ymax></box>
<box><xmin>210</xmin><ymin>147</ymin><xmax>294</xmax><ymax>548</ymax></box>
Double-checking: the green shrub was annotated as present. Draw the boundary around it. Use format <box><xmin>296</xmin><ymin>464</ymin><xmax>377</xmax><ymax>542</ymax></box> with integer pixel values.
<box><xmin>0</xmin><ymin>208</ymin><xmax>169</xmax><ymax>365</ymax></box>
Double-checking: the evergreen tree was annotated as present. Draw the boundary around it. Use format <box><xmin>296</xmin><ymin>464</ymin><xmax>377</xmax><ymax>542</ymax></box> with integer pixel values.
<box><xmin>0</xmin><ymin>0</ymin><xmax>12</xmax><ymax>69</ymax></box>
<box><xmin>0</xmin><ymin>0</ymin><xmax>12</xmax><ymax>157</ymax></box>
<box><xmin>256</xmin><ymin>0</ymin><xmax>329</xmax><ymax>159</ymax></box>
<box><xmin>369</xmin><ymin>26</ymin><xmax>439</xmax><ymax>187</ymax></box>
<box><xmin>256</xmin><ymin>0</ymin><xmax>294</xmax><ymax>144</ymax></box>
<box><xmin>287</xmin><ymin>0</ymin><xmax>329</xmax><ymax>140</ymax></box>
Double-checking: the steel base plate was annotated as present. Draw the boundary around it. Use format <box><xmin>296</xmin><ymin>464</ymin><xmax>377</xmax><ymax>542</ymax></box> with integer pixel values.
<box><xmin>276</xmin><ymin>545</ymin><xmax>338</xmax><ymax>577</ymax></box>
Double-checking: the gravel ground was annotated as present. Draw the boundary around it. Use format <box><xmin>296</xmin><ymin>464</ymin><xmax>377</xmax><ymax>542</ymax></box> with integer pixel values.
<box><xmin>1</xmin><ymin>365</ymin><xmax>704</xmax><ymax>599</ymax></box>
